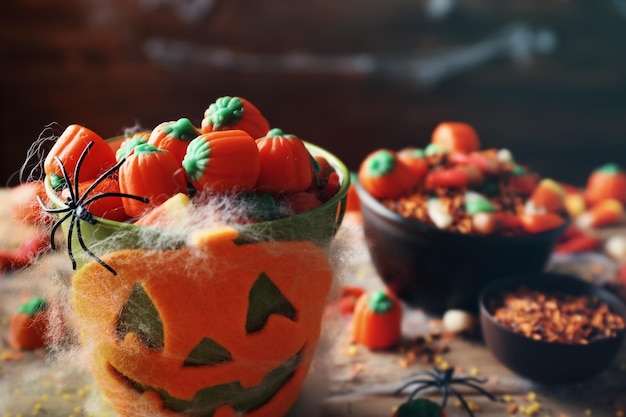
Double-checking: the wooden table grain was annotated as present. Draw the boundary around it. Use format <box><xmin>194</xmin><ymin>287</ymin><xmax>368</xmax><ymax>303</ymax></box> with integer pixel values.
<box><xmin>0</xmin><ymin>190</ymin><xmax>625</xmax><ymax>417</ymax></box>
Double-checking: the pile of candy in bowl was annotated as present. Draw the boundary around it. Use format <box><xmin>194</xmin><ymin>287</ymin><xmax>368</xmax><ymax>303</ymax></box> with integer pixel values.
<box><xmin>357</xmin><ymin>122</ymin><xmax>569</xmax><ymax>237</ymax></box>
<box><xmin>352</xmin><ymin>122</ymin><xmax>626</xmax><ymax>315</ymax></box>
<box><xmin>34</xmin><ymin>96</ymin><xmax>344</xmax><ymax>231</ymax></box>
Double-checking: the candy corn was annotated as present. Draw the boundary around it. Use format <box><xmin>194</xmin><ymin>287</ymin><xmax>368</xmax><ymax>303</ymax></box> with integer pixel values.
<box><xmin>576</xmin><ymin>199</ymin><xmax>624</xmax><ymax>229</ymax></box>
<box><xmin>528</xmin><ymin>178</ymin><xmax>566</xmax><ymax>213</ymax></box>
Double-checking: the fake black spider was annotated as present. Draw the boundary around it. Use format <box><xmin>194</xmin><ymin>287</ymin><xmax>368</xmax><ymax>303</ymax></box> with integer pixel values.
<box><xmin>37</xmin><ymin>141</ymin><xmax>149</xmax><ymax>275</ymax></box>
<box><xmin>395</xmin><ymin>367</ymin><xmax>497</xmax><ymax>417</ymax></box>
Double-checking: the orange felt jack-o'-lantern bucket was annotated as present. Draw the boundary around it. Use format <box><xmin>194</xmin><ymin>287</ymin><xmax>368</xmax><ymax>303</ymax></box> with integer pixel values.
<box><xmin>73</xmin><ymin>227</ymin><xmax>333</xmax><ymax>417</ymax></box>
<box><xmin>42</xmin><ymin>135</ymin><xmax>349</xmax><ymax>416</ymax></box>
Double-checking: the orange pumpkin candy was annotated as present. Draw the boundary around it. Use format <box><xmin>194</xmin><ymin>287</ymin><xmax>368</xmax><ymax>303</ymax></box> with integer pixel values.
<box><xmin>72</xmin><ymin>227</ymin><xmax>333</xmax><ymax>417</ymax></box>
<box><xmin>183</xmin><ymin>130</ymin><xmax>260</xmax><ymax>193</ymax></box>
<box><xmin>255</xmin><ymin>129</ymin><xmax>315</xmax><ymax>194</ymax></box>
<box><xmin>148</xmin><ymin>118</ymin><xmax>201</xmax><ymax>165</ymax></box>
<box><xmin>201</xmin><ymin>96</ymin><xmax>270</xmax><ymax>140</ymax></box>
<box><xmin>118</xmin><ymin>144</ymin><xmax>188</xmax><ymax>217</ymax></box>
<box><xmin>358</xmin><ymin>149</ymin><xmax>415</xmax><ymax>199</ymax></box>
<box><xmin>351</xmin><ymin>290</ymin><xmax>402</xmax><ymax>350</ymax></box>
<box><xmin>585</xmin><ymin>163</ymin><xmax>626</xmax><ymax>206</ymax></box>
<box><xmin>44</xmin><ymin>124</ymin><xmax>117</xmax><ymax>183</ymax></box>
<box><xmin>10</xmin><ymin>297</ymin><xmax>49</xmax><ymax>350</ymax></box>
<box><xmin>431</xmin><ymin>122</ymin><xmax>480</xmax><ymax>154</ymax></box>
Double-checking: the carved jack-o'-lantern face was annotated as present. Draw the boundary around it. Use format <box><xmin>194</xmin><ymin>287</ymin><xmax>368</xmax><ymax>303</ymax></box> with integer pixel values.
<box><xmin>72</xmin><ymin>227</ymin><xmax>333</xmax><ymax>417</ymax></box>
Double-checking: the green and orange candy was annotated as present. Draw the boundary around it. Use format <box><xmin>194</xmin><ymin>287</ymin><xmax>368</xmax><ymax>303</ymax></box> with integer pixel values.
<box><xmin>585</xmin><ymin>163</ymin><xmax>626</xmax><ymax>206</ymax></box>
<box><xmin>358</xmin><ymin>149</ymin><xmax>415</xmax><ymax>199</ymax></box>
<box><xmin>201</xmin><ymin>96</ymin><xmax>270</xmax><ymax>140</ymax></box>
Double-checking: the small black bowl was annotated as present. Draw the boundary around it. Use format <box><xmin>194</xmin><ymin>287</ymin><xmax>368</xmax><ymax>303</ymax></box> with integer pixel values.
<box><xmin>480</xmin><ymin>272</ymin><xmax>626</xmax><ymax>384</ymax></box>
<box><xmin>355</xmin><ymin>181</ymin><xmax>568</xmax><ymax>315</ymax></box>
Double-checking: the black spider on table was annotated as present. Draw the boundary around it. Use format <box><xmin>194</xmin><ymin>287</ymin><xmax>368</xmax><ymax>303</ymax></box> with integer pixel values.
<box><xmin>37</xmin><ymin>141</ymin><xmax>149</xmax><ymax>275</ymax></box>
<box><xmin>394</xmin><ymin>366</ymin><xmax>498</xmax><ymax>417</ymax></box>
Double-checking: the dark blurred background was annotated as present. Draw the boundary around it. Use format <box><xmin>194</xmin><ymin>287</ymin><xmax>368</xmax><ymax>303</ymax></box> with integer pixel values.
<box><xmin>1</xmin><ymin>0</ymin><xmax>625</xmax><ymax>187</ymax></box>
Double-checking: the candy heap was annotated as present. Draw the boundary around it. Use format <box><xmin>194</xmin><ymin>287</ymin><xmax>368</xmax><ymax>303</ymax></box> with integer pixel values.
<box><xmin>552</xmin><ymin>163</ymin><xmax>626</xmax><ymax>254</ymax></box>
<box><xmin>358</xmin><ymin>122</ymin><xmax>568</xmax><ymax>236</ymax></box>
<box><xmin>41</xmin><ymin>96</ymin><xmax>340</xmax><ymax>226</ymax></box>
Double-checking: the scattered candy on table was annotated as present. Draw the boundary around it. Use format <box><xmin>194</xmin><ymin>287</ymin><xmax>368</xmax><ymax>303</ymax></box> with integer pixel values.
<box><xmin>10</xmin><ymin>297</ymin><xmax>50</xmax><ymax>350</ymax></box>
<box><xmin>351</xmin><ymin>289</ymin><xmax>403</xmax><ymax>350</ymax></box>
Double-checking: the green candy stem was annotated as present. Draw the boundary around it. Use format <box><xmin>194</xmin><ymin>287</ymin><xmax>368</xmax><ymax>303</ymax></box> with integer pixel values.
<box><xmin>49</xmin><ymin>173</ymin><xmax>66</xmax><ymax>190</ymax></box>
<box><xmin>116</xmin><ymin>135</ymin><xmax>148</xmax><ymax>161</ymax></box>
<box><xmin>368</xmin><ymin>290</ymin><xmax>394</xmax><ymax>314</ymax></box>
<box><xmin>162</xmin><ymin>118</ymin><xmax>198</xmax><ymax>141</ymax></box>
<box><xmin>182</xmin><ymin>136</ymin><xmax>210</xmax><ymax>182</ymax></box>
<box><xmin>133</xmin><ymin>143</ymin><xmax>162</xmax><ymax>156</ymax></box>
<box><xmin>206</xmin><ymin>96</ymin><xmax>245</xmax><ymax>129</ymax></box>
<box><xmin>266</xmin><ymin>128</ymin><xmax>297</xmax><ymax>139</ymax></box>
<box><xmin>596</xmin><ymin>162</ymin><xmax>622</xmax><ymax>175</ymax></box>
<box><xmin>17</xmin><ymin>297</ymin><xmax>48</xmax><ymax>316</ymax></box>
<box><xmin>366</xmin><ymin>150</ymin><xmax>397</xmax><ymax>178</ymax></box>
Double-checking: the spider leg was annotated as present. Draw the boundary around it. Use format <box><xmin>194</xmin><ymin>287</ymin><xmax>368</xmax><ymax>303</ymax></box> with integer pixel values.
<box><xmin>449</xmin><ymin>386</ymin><xmax>475</xmax><ymax>417</ymax></box>
<box><xmin>82</xmin><ymin>191</ymin><xmax>149</xmax><ymax>208</ymax></box>
<box><xmin>75</xmin><ymin>219</ymin><xmax>117</xmax><ymax>275</ymax></box>
<box><xmin>54</xmin><ymin>155</ymin><xmax>75</xmax><ymax>202</ymax></box>
<box><xmin>75</xmin><ymin>156</ymin><xmax>126</xmax><ymax>205</ymax></box>
<box><xmin>440</xmin><ymin>383</ymin><xmax>450</xmax><ymax>408</ymax></box>
<box><xmin>407</xmin><ymin>382</ymin><xmax>436</xmax><ymax>402</ymax></box>
<box><xmin>36</xmin><ymin>195</ymin><xmax>71</xmax><ymax>215</ymax></box>
<box><xmin>45</xmin><ymin>211</ymin><xmax>73</xmax><ymax>251</ymax></box>
<box><xmin>71</xmin><ymin>141</ymin><xmax>95</xmax><ymax>203</ymax></box>
<box><xmin>452</xmin><ymin>376</ymin><xmax>488</xmax><ymax>385</ymax></box>
<box><xmin>66</xmin><ymin>215</ymin><xmax>77</xmax><ymax>271</ymax></box>
<box><xmin>394</xmin><ymin>379</ymin><xmax>434</xmax><ymax>396</ymax></box>
<box><xmin>453</xmin><ymin>381</ymin><xmax>498</xmax><ymax>402</ymax></box>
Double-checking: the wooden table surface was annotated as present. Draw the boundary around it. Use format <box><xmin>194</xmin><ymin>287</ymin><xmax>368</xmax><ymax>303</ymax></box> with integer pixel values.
<box><xmin>0</xmin><ymin>189</ymin><xmax>625</xmax><ymax>417</ymax></box>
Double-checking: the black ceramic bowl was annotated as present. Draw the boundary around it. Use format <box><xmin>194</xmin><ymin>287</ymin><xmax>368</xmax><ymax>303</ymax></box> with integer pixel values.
<box><xmin>480</xmin><ymin>272</ymin><xmax>626</xmax><ymax>384</ymax></box>
<box><xmin>355</xmin><ymin>181</ymin><xmax>568</xmax><ymax>315</ymax></box>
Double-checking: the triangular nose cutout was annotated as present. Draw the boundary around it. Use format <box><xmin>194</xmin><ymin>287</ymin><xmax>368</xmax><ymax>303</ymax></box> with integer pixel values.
<box><xmin>184</xmin><ymin>337</ymin><xmax>233</xmax><ymax>367</ymax></box>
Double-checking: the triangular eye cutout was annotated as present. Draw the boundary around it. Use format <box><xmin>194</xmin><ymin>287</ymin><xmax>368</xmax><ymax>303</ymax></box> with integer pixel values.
<box><xmin>183</xmin><ymin>337</ymin><xmax>233</xmax><ymax>367</ymax></box>
<box><xmin>116</xmin><ymin>284</ymin><xmax>164</xmax><ymax>350</ymax></box>
<box><xmin>246</xmin><ymin>272</ymin><xmax>297</xmax><ymax>334</ymax></box>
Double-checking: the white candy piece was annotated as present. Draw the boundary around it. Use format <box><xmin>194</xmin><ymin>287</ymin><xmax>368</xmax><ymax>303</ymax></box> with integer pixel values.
<box><xmin>496</xmin><ymin>148</ymin><xmax>514</xmax><ymax>162</ymax></box>
<box><xmin>427</xmin><ymin>198</ymin><xmax>453</xmax><ymax>229</ymax></box>
<box><xmin>605</xmin><ymin>235</ymin><xmax>626</xmax><ymax>260</ymax></box>
<box><xmin>442</xmin><ymin>309</ymin><xmax>477</xmax><ymax>333</ymax></box>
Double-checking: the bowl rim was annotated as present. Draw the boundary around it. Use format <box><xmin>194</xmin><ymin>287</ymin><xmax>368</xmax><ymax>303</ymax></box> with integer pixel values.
<box><xmin>479</xmin><ymin>272</ymin><xmax>626</xmax><ymax>347</ymax></box>
<box><xmin>354</xmin><ymin>177</ymin><xmax>570</xmax><ymax>242</ymax></box>
<box><xmin>44</xmin><ymin>139</ymin><xmax>351</xmax><ymax>232</ymax></box>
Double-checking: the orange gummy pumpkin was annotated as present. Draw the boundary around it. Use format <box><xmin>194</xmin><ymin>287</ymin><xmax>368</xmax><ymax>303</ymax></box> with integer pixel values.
<box><xmin>201</xmin><ymin>96</ymin><xmax>270</xmax><ymax>140</ymax></box>
<box><xmin>10</xmin><ymin>297</ymin><xmax>49</xmax><ymax>350</ymax></box>
<box><xmin>118</xmin><ymin>144</ymin><xmax>188</xmax><ymax>217</ymax></box>
<box><xmin>358</xmin><ymin>149</ymin><xmax>415</xmax><ymax>199</ymax></box>
<box><xmin>147</xmin><ymin>118</ymin><xmax>201</xmax><ymax>165</ymax></box>
<box><xmin>255</xmin><ymin>128</ymin><xmax>315</xmax><ymax>194</ymax></box>
<box><xmin>115</xmin><ymin>131</ymin><xmax>150</xmax><ymax>161</ymax></box>
<box><xmin>351</xmin><ymin>290</ymin><xmax>402</xmax><ymax>350</ymax></box>
<box><xmin>72</xmin><ymin>226</ymin><xmax>333</xmax><ymax>417</ymax></box>
<box><xmin>397</xmin><ymin>147</ymin><xmax>429</xmax><ymax>183</ymax></box>
<box><xmin>585</xmin><ymin>163</ymin><xmax>626</xmax><ymax>206</ymax></box>
<box><xmin>431</xmin><ymin>122</ymin><xmax>481</xmax><ymax>154</ymax></box>
<box><xmin>44</xmin><ymin>124</ymin><xmax>117</xmax><ymax>183</ymax></box>
<box><xmin>182</xmin><ymin>130</ymin><xmax>260</xmax><ymax>193</ymax></box>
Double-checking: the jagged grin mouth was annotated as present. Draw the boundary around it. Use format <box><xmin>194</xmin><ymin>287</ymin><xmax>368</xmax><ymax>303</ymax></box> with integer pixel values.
<box><xmin>107</xmin><ymin>349</ymin><xmax>302</xmax><ymax>416</ymax></box>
